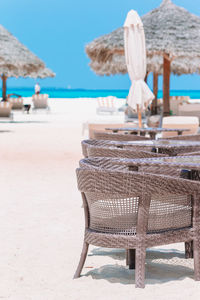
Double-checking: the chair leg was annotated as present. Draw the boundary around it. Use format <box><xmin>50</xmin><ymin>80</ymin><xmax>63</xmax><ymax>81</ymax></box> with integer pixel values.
<box><xmin>125</xmin><ymin>250</ymin><xmax>129</xmax><ymax>266</ymax></box>
<box><xmin>73</xmin><ymin>242</ymin><xmax>89</xmax><ymax>279</ymax></box>
<box><xmin>126</xmin><ymin>249</ymin><xmax>136</xmax><ymax>269</ymax></box>
<box><xmin>185</xmin><ymin>241</ymin><xmax>193</xmax><ymax>258</ymax></box>
<box><xmin>135</xmin><ymin>246</ymin><xmax>146</xmax><ymax>288</ymax></box>
<box><xmin>193</xmin><ymin>238</ymin><xmax>200</xmax><ymax>281</ymax></box>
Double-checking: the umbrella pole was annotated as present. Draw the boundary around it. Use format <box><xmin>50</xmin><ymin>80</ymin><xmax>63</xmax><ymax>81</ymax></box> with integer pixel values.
<box><xmin>151</xmin><ymin>72</ymin><xmax>158</xmax><ymax>115</ymax></box>
<box><xmin>163</xmin><ymin>55</ymin><xmax>170</xmax><ymax>116</ymax></box>
<box><xmin>137</xmin><ymin>105</ymin><xmax>142</xmax><ymax>128</ymax></box>
<box><xmin>2</xmin><ymin>74</ymin><xmax>7</xmax><ymax>101</ymax></box>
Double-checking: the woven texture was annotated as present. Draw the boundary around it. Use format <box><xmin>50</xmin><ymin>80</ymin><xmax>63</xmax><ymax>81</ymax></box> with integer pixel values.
<box><xmin>87</xmin><ymin>145</ymin><xmax>167</xmax><ymax>159</ymax></box>
<box><xmin>82</xmin><ymin>139</ymin><xmax>154</xmax><ymax>158</ymax></box>
<box><xmin>93</xmin><ymin>131</ymin><xmax>150</xmax><ymax>141</ymax></box>
<box><xmin>179</xmin><ymin>151</ymin><xmax>200</xmax><ymax>156</ymax></box>
<box><xmin>82</xmin><ymin>138</ymin><xmax>200</xmax><ymax>157</ymax></box>
<box><xmin>75</xmin><ymin>157</ymin><xmax>200</xmax><ymax>288</ymax></box>
<box><xmin>161</xmin><ymin>134</ymin><xmax>200</xmax><ymax>141</ymax></box>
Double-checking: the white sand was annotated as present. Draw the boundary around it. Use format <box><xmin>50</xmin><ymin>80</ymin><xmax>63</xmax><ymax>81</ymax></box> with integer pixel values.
<box><xmin>0</xmin><ymin>98</ymin><xmax>200</xmax><ymax>300</ymax></box>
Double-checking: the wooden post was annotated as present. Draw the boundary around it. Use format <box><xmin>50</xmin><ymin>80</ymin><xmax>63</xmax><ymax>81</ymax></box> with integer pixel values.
<box><xmin>151</xmin><ymin>72</ymin><xmax>158</xmax><ymax>115</ymax></box>
<box><xmin>163</xmin><ymin>55</ymin><xmax>171</xmax><ymax>116</ymax></box>
<box><xmin>2</xmin><ymin>74</ymin><xmax>7</xmax><ymax>101</ymax></box>
<box><xmin>137</xmin><ymin>104</ymin><xmax>142</xmax><ymax>128</ymax></box>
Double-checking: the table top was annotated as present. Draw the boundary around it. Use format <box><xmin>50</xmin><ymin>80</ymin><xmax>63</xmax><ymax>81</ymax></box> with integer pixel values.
<box><xmin>105</xmin><ymin>127</ymin><xmax>190</xmax><ymax>133</ymax></box>
<box><xmin>123</xmin><ymin>155</ymin><xmax>200</xmax><ymax>171</ymax></box>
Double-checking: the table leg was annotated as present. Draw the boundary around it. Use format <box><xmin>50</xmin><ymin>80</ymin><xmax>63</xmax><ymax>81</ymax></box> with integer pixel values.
<box><xmin>149</xmin><ymin>132</ymin><xmax>156</xmax><ymax>140</ymax></box>
<box><xmin>139</xmin><ymin>132</ymin><xmax>146</xmax><ymax>137</ymax></box>
<box><xmin>127</xmin><ymin>249</ymin><xmax>136</xmax><ymax>269</ymax></box>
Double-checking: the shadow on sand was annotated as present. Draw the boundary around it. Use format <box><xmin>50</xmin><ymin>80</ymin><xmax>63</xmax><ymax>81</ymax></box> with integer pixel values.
<box><xmin>85</xmin><ymin>247</ymin><xmax>194</xmax><ymax>285</ymax></box>
<box><xmin>0</xmin><ymin>130</ymin><xmax>13</xmax><ymax>133</ymax></box>
<box><xmin>0</xmin><ymin>121</ymin><xmax>49</xmax><ymax>124</ymax></box>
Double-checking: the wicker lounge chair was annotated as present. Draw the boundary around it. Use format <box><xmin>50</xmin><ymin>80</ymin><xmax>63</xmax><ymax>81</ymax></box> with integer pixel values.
<box><xmin>32</xmin><ymin>94</ymin><xmax>50</xmax><ymax>111</ymax></box>
<box><xmin>93</xmin><ymin>131</ymin><xmax>150</xmax><ymax>141</ymax></box>
<box><xmin>8</xmin><ymin>97</ymin><xmax>23</xmax><ymax>110</ymax></box>
<box><xmin>96</xmin><ymin>96</ymin><xmax>118</xmax><ymax>115</ymax></box>
<box><xmin>74</xmin><ymin>157</ymin><xmax>200</xmax><ymax>288</ymax></box>
<box><xmin>0</xmin><ymin>102</ymin><xmax>13</xmax><ymax>119</ymax></box>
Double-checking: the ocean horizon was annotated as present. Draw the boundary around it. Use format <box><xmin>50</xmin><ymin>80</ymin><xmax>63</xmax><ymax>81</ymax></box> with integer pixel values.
<box><xmin>2</xmin><ymin>87</ymin><xmax>200</xmax><ymax>99</ymax></box>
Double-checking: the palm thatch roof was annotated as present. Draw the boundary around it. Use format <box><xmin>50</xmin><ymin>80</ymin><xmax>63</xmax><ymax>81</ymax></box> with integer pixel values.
<box><xmin>86</xmin><ymin>0</ymin><xmax>200</xmax><ymax>75</ymax></box>
<box><xmin>0</xmin><ymin>24</ymin><xmax>55</xmax><ymax>78</ymax></box>
<box><xmin>89</xmin><ymin>54</ymin><xmax>200</xmax><ymax>76</ymax></box>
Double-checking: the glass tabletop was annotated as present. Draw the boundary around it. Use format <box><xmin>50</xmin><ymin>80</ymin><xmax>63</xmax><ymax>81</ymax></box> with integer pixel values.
<box><xmin>105</xmin><ymin>127</ymin><xmax>190</xmax><ymax>133</ymax></box>
<box><xmin>125</xmin><ymin>139</ymin><xmax>200</xmax><ymax>148</ymax></box>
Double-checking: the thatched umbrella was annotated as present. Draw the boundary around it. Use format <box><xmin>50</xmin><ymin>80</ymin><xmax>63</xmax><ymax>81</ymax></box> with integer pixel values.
<box><xmin>0</xmin><ymin>24</ymin><xmax>55</xmax><ymax>100</ymax></box>
<box><xmin>89</xmin><ymin>55</ymin><xmax>200</xmax><ymax>77</ymax></box>
<box><xmin>86</xmin><ymin>0</ymin><xmax>200</xmax><ymax>116</ymax></box>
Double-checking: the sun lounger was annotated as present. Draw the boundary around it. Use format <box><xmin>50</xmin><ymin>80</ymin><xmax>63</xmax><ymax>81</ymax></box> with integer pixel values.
<box><xmin>32</xmin><ymin>94</ymin><xmax>50</xmax><ymax>111</ymax></box>
<box><xmin>162</xmin><ymin>116</ymin><xmax>199</xmax><ymax>138</ymax></box>
<box><xmin>0</xmin><ymin>102</ymin><xmax>13</xmax><ymax>120</ymax></box>
<box><xmin>178</xmin><ymin>103</ymin><xmax>200</xmax><ymax>121</ymax></box>
<box><xmin>96</xmin><ymin>96</ymin><xmax>118</xmax><ymax>115</ymax></box>
<box><xmin>8</xmin><ymin>97</ymin><xmax>24</xmax><ymax>110</ymax></box>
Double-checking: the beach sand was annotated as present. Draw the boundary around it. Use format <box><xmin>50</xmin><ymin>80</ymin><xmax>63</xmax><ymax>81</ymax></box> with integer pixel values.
<box><xmin>0</xmin><ymin>98</ymin><xmax>200</xmax><ymax>300</ymax></box>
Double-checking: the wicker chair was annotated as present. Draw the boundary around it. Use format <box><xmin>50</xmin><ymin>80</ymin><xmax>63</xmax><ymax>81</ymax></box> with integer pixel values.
<box><xmin>87</xmin><ymin>145</ymin><xmax>166</xmax><ymax>159</ymax></box>
<box><xmin>81</xmin><ymin>139</ymin><xmax>153</xmax><ymax>158</ymax></box>
<box><xmin>179</xmin><ymin>151</ymin><xmax>200</xmax><ymax>156</ymax></box>
<box><xmin>162</xmin><ymin>134</ymin><xmax>200</xmax><ymax>141</ymax></box>
<box><xmin>86</xmin><ymin>146</ymin><xmax>185</xmax><ymax>177</ymax></box>
<box><xmin>74</xmin><ymin>157</ymin><xmax>200</xmax><ymax>288</ymax></box>
<box><xmin>93</xmin><ymin>131</ymin><xmax>150</xmax><ymax>141</ymax></box>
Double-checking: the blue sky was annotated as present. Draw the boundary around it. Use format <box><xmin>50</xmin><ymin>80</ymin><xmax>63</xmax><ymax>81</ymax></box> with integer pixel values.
<box><xmin>1</xmin><ymin>0</ymin><xmax>200</xmax><ymax>90</ymax></box>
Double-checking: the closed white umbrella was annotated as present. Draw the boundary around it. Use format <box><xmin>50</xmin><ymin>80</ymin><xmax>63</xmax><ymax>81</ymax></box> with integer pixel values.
<box><xmin>124</xmin><ymin>10</ymin><xmax>154</xmax><ymax>127</ymax></box>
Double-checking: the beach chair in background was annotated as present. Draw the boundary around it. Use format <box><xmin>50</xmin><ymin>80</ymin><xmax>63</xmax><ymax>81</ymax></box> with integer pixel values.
<box><xmin>96</xmin><ymin>96</ymin><xmax>118</xmax><ymax>115</ymax></box>
<box><xmin>0</xmin><ymin>102</ymin><xmax>13</xmax><ymax>120</ymax></box>
<box><xmin>8</xmin><ymin>97</ymin><xmax>24</xmax><ymax>110</ymax></box>
<box><xmin>178</xmin><ymin>103</ymin><xmax>200</xmax><ymax>122</ymax></box>
<box><xmin>161</xmin><ymin>116</ymin><xmax>199</xmax><ymax>138</ymax></box>
<box><xmin>87</xmin><ymin>123</ymin><xmax>137</xmax><ymax>139</ymax></box>
<box><xmin>170</xmin><ymin>96</ymin><xmax>190</xmax><ymax>115</ymax></box>
<box><xmin>32</xmin><ymin>94</ymin><xmax>50</xmax><ymax>112</ymax></box>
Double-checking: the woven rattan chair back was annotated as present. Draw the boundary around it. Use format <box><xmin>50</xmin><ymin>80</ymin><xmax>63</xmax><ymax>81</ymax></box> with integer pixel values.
<box><xmin>81</xmin><ymin>139</ymin><xmax>153</xmax><ymax>158</ymax></box>
<box><xmin>93</xmin><ymin>131</ymin><xmax>150</xmax><ymax>141</ymax></box>
<box><xmin>179</xmin><ymin>151</ymin><xmax>200</xmax><ymax>156</ymax></box>
<box><xmin>161</xmin><ymin>134</ymin><xmax>200</xmax><ymax>141</ymax></box>
<box><xmin>74</xmin><ymin>158</ymin><xmax>200</xmax><ymax>288</ymax></box>
<box><xmin>87</xmin><ymin>145</ymin><xmax>166</xmax><ymax>159</ymax></box>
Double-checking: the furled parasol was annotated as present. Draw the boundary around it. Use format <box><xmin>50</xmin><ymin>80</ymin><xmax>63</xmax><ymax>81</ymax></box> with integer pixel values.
<box><xmin>124</xmin><ymin>10</ymin><xmax>154</xmax><ymax>127</ymax></box>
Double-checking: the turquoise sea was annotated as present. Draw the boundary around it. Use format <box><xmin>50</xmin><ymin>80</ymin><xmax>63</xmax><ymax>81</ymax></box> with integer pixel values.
<box><xmin>2</xmin><ymin>88</ymin><xmax>200</xmax><ymax>99</ymax></box>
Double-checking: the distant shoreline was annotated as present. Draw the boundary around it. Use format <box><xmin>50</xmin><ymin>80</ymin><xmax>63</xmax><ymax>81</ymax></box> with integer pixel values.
<box><xmin>1</xmin><ymin>88</ymin><xmax>200</xmax><ymax>99</ymax></box>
